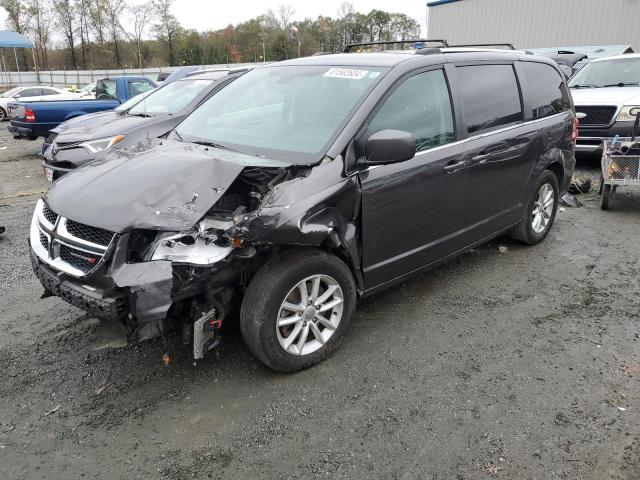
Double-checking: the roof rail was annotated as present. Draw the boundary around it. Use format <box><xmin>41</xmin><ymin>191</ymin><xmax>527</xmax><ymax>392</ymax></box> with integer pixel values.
<box><xmin>343</xmin><ymin>39</ymin><xmax>449</xmax><ymax>53</ymax></box>
<box><xmin>448</xmin><ymin>43</ymin><xmax>515</xmax><ymax>50</ymax></box>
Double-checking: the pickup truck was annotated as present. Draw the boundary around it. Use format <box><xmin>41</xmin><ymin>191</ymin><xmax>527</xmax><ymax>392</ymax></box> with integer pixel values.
<box><xmin>7</xmin><ymin>76</ymin><xmax>156</xmax><ymax>139</ymax></box>
<box><xmin>569</xmin><ymin>54</ymin><xmax>640</xmax><ymax>155</ymax></box>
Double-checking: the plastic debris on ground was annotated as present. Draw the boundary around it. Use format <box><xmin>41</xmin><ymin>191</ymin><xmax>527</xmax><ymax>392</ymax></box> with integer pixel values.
<box><xmin>560</xmin><ymin>192</ymin><xmax>582</xmax><ymax>208</ymax></box>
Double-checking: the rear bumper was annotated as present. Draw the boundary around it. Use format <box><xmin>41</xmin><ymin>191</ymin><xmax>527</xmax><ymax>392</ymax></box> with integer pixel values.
<box><xmin>7</xmin><ymin>124</ymin><xmax>36</xmax><ymax>139</ymax></box>
<box><xmin>576</xmin><ymin>122</ymin><xmax>637</xmax><ymax>153</ymax></box>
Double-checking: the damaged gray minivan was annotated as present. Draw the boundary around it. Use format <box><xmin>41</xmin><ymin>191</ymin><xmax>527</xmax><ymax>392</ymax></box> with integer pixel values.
<box><xmin>30</xmin><ymin>45</ymin><xmax>576</xmax><ymax>371</ymax></box>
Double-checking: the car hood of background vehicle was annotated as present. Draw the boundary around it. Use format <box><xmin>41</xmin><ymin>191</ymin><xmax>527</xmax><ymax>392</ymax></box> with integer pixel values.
<box><xmin>571</xmin><ymin>86</ymin><xmax>640</xmax><ymax>106</ymax></box>
<box><xmin>45</xmin><ymin>140</ymin><xmax>291</xmax><ymax>233</ymax></box>
<box><xmin>52</xmin><ymin>113</ymin><xmax>170</xmax><ymax>143</ymax></box>
<box><xmin>51</xmin><ymin>110</ymin><xmax>120</xmax><ymax>135</ymax></box>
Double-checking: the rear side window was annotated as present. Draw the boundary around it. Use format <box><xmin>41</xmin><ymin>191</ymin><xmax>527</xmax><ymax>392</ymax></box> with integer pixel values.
<box><xmin>41</xmin><ymin>88</ymin><xmax>58</xmax><ymax>96</ymax></box>
<box><xmin>96</xmin><ymin>80</ymin><xmax>117</xmax><ymax>100</ymax></box>
<box><xmin>18</xmin><ymin>88</ymin><xmax>42</xmax><ymax>97</ymax></box>
<box><xmin>129</xmin><ymin>80</ymin><xmax>154</xmax><ymax>97</ymax></box>
<box><xmin>457</xmin><ymin>64</ymin><xmax>522</xmax><ymax>136</ymax></box>
<box><xmin>521</xmin><ymin>62</ymin><xmax>572</xmax><ymax>119</ymax></box>
<box><xmin>368</xmin><ymin>69</ymin><xmax>455</xmax><ymax>152</ymax></box>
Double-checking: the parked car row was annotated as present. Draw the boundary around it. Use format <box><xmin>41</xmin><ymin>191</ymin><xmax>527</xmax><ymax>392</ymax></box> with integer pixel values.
<box><xmin>0</xmin><ymin>85</ymin><xmax>83</xmax><ymax>121</ymax></box>
<box><xmin>7</xmin><ymin>76</ymin><xmax>156</xmax><ymax>139</ymax></box>
<box><xmin>42</xmin><ymin>69</ymin><xmax>242</xmax><ymax>181</ymax></box>
<box><xmin>27</xmin><ymin>42</ymin><xmax>578</xmax><ymax>371</ymax></box>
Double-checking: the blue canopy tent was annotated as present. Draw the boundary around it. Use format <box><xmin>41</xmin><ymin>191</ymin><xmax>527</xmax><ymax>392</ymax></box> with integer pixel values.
<box><xmin>0</xmin><ymin>31</ymin><xmax>37</xmax><ymax>86</ymax></box>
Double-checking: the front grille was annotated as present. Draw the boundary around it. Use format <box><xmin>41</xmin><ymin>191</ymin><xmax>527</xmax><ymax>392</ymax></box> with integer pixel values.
<box><xmin>59</xmin><ymin>244</ymin><xmax>100</xmax><ymax>274</ymax></box>
<box><xmin>575</xmin><ymin>105</ymin><xmax>617</xmax><ymax>126</ymax></box>
<box><xmin>42</xmin><ymin>204</ymin><xmax>58</xmax><ymax>225</ymax></box>
<box><xmin>33</xmin><ymin>200</ymin><xmax>113</xmax><ymax>278</ymax></box>
<box><xmin>39</xmin><ymin>232</ymin><xmax>48</xmax><ymax>250</ymax></box>
<box><xmin>66</xmin><ymin>220</ymin><xmax>114</xmax><ymax>246</ymax></box>
<box><xmin>54</xmin><ymin>140</ymin><xmax>83</xmax><ymax>149</ymax></box>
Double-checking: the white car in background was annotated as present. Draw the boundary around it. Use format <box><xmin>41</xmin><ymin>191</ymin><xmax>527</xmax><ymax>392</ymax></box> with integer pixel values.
<box><xmin>0</xmin><ymin>86</ymin><xmax>81</xmax><ymax>121</ymax></box>
<box><xmin>569</xmin><ymin>54</ymin><xmax>640</xmax><ymax>154</ymax></box>
<box><xmin>65</xmin><ymin>82</ymin><xmax>97</xmax><ymax>98</ymax></box>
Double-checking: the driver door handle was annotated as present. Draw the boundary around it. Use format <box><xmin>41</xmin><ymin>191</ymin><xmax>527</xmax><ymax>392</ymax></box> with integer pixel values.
<box><xmin>443</xmin><ymin>160</ymin><xmax>465</xmax><ymax>172</ymax></box>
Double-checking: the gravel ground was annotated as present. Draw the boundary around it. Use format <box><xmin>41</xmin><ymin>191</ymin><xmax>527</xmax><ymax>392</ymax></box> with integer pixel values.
<box><xmin>1</xmin><ymin>126</ymin><xmax>640</xmax><ymax>480</ymax></box>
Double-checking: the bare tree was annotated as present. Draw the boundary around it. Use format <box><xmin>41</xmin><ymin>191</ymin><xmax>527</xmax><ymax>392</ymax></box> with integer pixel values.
<box><xmin>276</xmin><ymin>4</ymin><xmax>295</xmax><ymax>30</ymax></box>
<box><xmin>103</xmin><ymin>0</ymin><xmax>125</xmax><ymax>67</ymax></box>
<box><xmin>26</xmin><ymin>0</ymin><xmax>51</xmax><ymax>69</ymax></box>
<box><xmin>122</xmin><ymin>1</ymin><xmax>154</xmax><ymax>68</ymax></box>
<box><xmin>75</xmin><ymin>0</ymin><xmax>92</xmax><ymax>68</ymax></box>
<box><xmin>152</xmin><ymin>0</ymin><xmax>180</xmax><ymax>65</ymax></box>
<box><xmin>52</xmin><ymin>0</ymin><xmax>78</xmax><ymax>69</ymax></box>
<box><xmin>89</xmin><ymin>0</ymin><xmax>107</xmax><ymax>46</ymax></box>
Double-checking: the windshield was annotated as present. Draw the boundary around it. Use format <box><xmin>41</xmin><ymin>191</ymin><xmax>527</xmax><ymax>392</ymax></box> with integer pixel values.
<box><xmin>114</xmin><ymin>89</ymin><xmax>154</xmax><ymax>112</ymax></box>
<box><xmin>1</xmin><ymin>87</ymin><xmax>20</xmax><ymax>98</ymax></box>
<box><xmin>175</xmin><ymin>65</ymin><xmax>388</xmax><ymax>164</ymax></box>
<box><xmin>569</xmin><ymin>57</ymin><xmax>640</xmax><ymax>87</ymax></box>
<box><xmin>128</xmin><ymin>79</ymin><xmax>213</xmax><ymax>116</ymax></box>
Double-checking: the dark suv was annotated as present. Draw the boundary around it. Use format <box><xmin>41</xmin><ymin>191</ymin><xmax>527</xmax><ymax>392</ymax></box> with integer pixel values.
<box><xmin>29</xmin><ymin>45</ymin><xmax>576</xmax><ymax>372</ymax></box>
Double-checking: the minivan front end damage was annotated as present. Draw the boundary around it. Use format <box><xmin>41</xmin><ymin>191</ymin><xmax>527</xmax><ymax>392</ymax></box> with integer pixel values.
<box><xmin>29</xmin><ymin>151</ymin><xmax>361</xmax><ymax>358</ymax></box>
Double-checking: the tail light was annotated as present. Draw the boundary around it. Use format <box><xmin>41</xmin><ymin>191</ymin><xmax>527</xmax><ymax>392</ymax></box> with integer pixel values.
<box><xmin>25</xmin><ymin>108</ymin><xmax>36</xmax><ymax>123</ymax></box>
<box><xmin>572</xmin><ymin>115</ymin><xmax>579</xmax><ymax>148</ymax></box>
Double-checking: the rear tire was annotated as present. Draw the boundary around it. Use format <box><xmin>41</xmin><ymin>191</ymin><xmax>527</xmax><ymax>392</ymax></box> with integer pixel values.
<box><xmin>240</xmin><ymin>249</ymin><xmax>357</xmax><ymax>372</ymax></box>
<box><xmin>0</xmin><ymin>108</ymin><xmax>6</xmax><ymax>121</ymax></box>
<box><xmin>510</xmin><ymin>170</ymin><xmax>559</xmax><ymax>245</ymax></box>
<box><xmin>600</xmin><ymin>183</ymin><xmax>612</xmax><ymax>210</ymax></box>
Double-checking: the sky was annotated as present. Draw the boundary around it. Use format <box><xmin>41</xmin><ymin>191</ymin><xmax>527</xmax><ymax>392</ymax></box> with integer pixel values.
<box><xmin>0</xmin><ymin>0</ymin><xmax>428</xmax><ymax>40</ymax></box>
<box><xmin>170</xmin><ymin>0</ymin><xmax>427</xmax><ymax>33</ymax></box>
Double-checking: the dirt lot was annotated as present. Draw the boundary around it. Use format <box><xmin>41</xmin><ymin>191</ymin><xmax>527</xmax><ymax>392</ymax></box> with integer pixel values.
<box><xmin>1</xmin><ymin>126</ymin><xmax>640</xmax><ymax>480</ymax></box>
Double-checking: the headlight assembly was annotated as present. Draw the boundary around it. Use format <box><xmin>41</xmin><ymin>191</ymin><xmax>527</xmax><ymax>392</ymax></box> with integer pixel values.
<box><xmin>80</xmin><ymin>134</ymin><xmax>126</xmax><ymax>153</ymax></box>
<box><xmin>148</xmin><ymin>219</ymin><xmax>236</xmax><ymax>265</ymax></box>
<box><xmin>616</xmin><ymin>106</ymin><xmax>640</xmax><ymax>122</ymax></box>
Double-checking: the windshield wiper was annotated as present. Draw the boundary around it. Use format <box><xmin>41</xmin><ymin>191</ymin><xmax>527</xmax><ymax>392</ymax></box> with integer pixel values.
<box><xmin>602</xmin><ymin>82</ymin><xmax>640</xmax><ymax>87</ymax></box>
<box><xmin>173</xmin><ymin>130</ymin><xmax>185</xmax><ymax>142</ymax></box>
<box><xmin>129</xmin><ymin>112</ymin><xmax>152</xmax><ymax>118</ymax></box>
<box><xmin>192</xmin><ymin>140</ymin><xmax>240</xmax><ymax>152</ymax></box>
<box><xmin>571</xmin><ymin>84</ymin><xmax>600</xmax><ymax>89</ymax></box>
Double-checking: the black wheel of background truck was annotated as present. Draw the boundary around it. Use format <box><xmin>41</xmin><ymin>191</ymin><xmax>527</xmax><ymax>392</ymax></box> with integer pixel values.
<box><xmin>510</xmin><ymin>170</ymin><xmax>559</xmax><ymax>245</ymax></box>
<box><xmin>600</xmin><ymin>183</ymin><xmax>612</xmax><ymax>210</ymax></box>
<box><xmin>0</xmin><ymin>107</ymin><xmax>6</xmax><ymax>121</ymax></box>
<box><xmin>240</xmin><ymin>249</ymin><xmax>357</xmax><ymax>372</ymax></box>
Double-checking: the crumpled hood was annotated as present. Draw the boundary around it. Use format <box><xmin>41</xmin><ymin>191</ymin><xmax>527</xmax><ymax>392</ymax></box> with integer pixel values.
<box><xmin>45</xmin><ymin>140</ymin><xmax>289</xmax><ymax>233</ymax></box>
<box><xmin>52</xmin><ymin>110</ymin><xmax>120</xmax><ymax>135</ymax></box>
<box><xmin>571</xmin><ymin>87</ymin><xmax>640</xmax><ymax>106</ymax></box>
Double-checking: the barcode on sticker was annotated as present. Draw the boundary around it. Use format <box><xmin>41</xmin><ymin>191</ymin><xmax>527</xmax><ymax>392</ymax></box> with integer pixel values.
<box><xmin>324</xmin><ymin>68</ymin><xmax>370</xmax><ymax>80</ymax></box>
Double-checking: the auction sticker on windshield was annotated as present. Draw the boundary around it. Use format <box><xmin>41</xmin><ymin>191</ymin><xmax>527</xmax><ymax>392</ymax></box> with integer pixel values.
<box><xmin>324</xmin><ymin>68</ymin><xmax>370</xmax><ymax>80</ymax></box>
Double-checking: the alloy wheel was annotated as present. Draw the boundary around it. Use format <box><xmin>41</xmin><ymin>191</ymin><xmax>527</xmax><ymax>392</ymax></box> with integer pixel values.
<box><xmin>276</xmin><ymin>274</ymin><xmax>344</xmax><ymax>355</ymax></box>
<box><xmin>531</xmin><ymin>182</ymin><xmax>554</xmax><ymax>233</ymax></box>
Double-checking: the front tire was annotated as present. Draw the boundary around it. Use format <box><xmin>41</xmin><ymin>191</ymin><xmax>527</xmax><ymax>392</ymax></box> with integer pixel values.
<box><xmin>240</xmin><ymin>249</ymin><xmax>357</xmax><ymax>372</ymax></box>
<box><xmin>511</xmin><ymin>170</ymin><xmax>559</xmax><ymax>245</ymax></box>
<box><xmin>0</xmin><ymin>107</ymin><xmax>6</xmax><ymax>121</ymax></box>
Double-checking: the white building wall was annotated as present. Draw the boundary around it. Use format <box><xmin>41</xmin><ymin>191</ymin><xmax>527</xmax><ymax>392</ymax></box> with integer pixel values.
<box><xmin>427</xmin><ymin>0</ymin><xmax>640</xmax><ymax>49</ymax></box>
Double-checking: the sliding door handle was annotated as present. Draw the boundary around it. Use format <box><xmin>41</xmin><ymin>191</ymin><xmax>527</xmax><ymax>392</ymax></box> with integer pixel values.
<box><xmin>443</xmin><ymin>160</ymin><xmax>465</xmax><ymax>172</ymax></box>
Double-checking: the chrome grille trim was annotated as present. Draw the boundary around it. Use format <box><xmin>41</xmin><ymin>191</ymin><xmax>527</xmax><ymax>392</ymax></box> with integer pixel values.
<box><xmin>30</xmin><ymin>199</ymin><xmax>117</xmax><ymax>278</ymax></box>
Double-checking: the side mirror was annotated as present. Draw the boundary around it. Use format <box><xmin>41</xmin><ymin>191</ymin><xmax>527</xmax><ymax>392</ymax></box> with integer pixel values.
<box><xmin>630</xmin><ymin>107</ymin><xmax>640</xmax><ymax>116</ymax></box>
<box><xmin>575</xmin><ymin>112</ymin><xmax>587</xmax><ymax>120</ymax></box>
<box><xmin>365</xmin><ymin>129</ymin><xmax>416</xmax><ymax>164</ymax></box>
<box><xmin>13</xmin><ymin>93</ymin><xmax>20</xmax><ymax>99</ymax></box>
